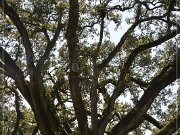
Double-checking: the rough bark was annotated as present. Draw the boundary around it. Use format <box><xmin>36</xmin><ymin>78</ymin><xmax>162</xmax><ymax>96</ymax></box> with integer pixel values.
<box><xmin>66</xmin><ymin>0</ymin><xmax>89</xmax><ymax>134</ymax></box>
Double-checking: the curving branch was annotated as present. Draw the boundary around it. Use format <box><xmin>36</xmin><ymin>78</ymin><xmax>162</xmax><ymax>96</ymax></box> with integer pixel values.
<box><xmin>98</xmin><ymin>29</ymin><xmax>180</xmax><ymax>134</ymax></box>
<box><xmin>36</xmin><ymin>15</ymin><xmax>63</xmax><ymax>70</ymax></box>
<box><xmin>0</xmin><ymin>46</ymin><xmax>32</xmax><ymax>107</ymax></box>
<box><xmin>110</xmin><ymin>54</ymin><xmax>180</xmax><ymax>135</ymax></box>
<box><xmin>121</xmin><ymin>29</ymin><xmax>179</xmax><ymax>74</ymax></box>
<box><xmin>0</xmin><ymin>0</ymin><xmax>34</xmax><ymax>68</ymax></box>
<box><xmin>0</xmin><ymin>46</ymin><xmax>22</xmax><ymax>80</ymax></box>
<box><xmin>98</xmin><ymin>15</ymin><xmax>167</xmax><ymax>71</ymax></box>
<box><xmin>108</xmin><ymin>1</ymin><xmax>138</xmax><ymax>12</ymax></box>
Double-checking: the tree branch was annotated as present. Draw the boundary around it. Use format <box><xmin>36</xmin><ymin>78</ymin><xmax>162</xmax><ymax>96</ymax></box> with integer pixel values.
<box><xmin>98</xmin><ymin>79</ymin><xmax>117</xmax><ymax>102</ymax></box>
<box><xmin>144</xmin><ymin>114</ymin><xmax>163</xmax><ymax>129</ymax></box>
<box><xmin>98</xmin><ymin>15</ymin><xmax>166</xmax><ymax>71</ymax></box>
<box><xmin>0</xmin><ymin>0</ymin><xmax>34</xmax><ymax>68</ymax></box>
<box><xmin>156</xmin><ymin>113</ymin><xmax>180</xmax><ymax>135</ymax></box>
<box><xmin>166</xmin><ymin>0</ymin><xmax>176</xmax><ymax>18</ymax></box>
<box><xmin>0</xmin><ymin>46</ymin><xmax>22</xmax><ymax>80</ymax></box>
<box><xmin>42</xmin><ymin>28</ymin><xmax>50</xmax><ymax>43</ymax></box>
<box><xmin>98</xmin><ymin>29</ymin><xmax>179</xmax><ymax>134</ymax></box>
<box><xmin>122</xmin><ymin>29</ymin><xmax>179</xmax><ymax>75</ymax></box>
<box><xmin>90</xmin><ymin>13</ymin><xmax>105</xmax><ymax>135</ymax></box>
<box><xmin>32</xmin><ymin>125</ymin><xmax>39</xmax><ymax>135</ymax></box>
<box><xmin>110</xmin><ymin>55</ymin><xmax>180</xmax><ymax>135</ymax></box>
<box><xmin>36</xmin><ymin>15</ymin><xmax>63</xmax><ymax>70</ymax></box>
<box><xmin>130</xmin><ymin>77</ymin><xmax>149</xmax><ymax>87</ymax></box>
<box><xmin>0</xmin><ymin>46</ymin><xmax>32</xmax><ymax>107</ymax></box>
<box><xmin>12</xmin><ymin>89</ymin><xmax>22</xmax><ymax>135</ymax></box>
<box><xmin>108</xmin><ymin>1</ymin><xmax>138</xmax><ymax>12</ymax></box>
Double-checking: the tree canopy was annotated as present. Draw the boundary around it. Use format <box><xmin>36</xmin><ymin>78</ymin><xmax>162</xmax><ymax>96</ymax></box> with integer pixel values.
<box><xmin>0</xmin><ymin>0</ymin><xmax>180</xmax><ymax>135</ymax></box>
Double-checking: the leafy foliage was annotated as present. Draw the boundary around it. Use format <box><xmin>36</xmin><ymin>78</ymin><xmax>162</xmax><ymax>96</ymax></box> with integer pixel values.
<box><xmin>0</xmin><ymin>0</ymin><xmax>180</xmax><ymax>135</ymax></box>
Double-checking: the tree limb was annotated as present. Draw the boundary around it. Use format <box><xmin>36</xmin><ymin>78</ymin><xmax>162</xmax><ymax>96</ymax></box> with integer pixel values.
<box><xmin>36</xmin><ymin>14</ymin><xmax>63</xmax><ymax>70</ymax></box>
<box><xmin>129</xmin><ymin>77</ymin><xmax>149</xmax><ymax>87</ymax></box>
<box><xmin>12</xmin><ymin>89</ymin><xmax>22</xmax><ymax>135</ymax></box>
<box><xmin>0</xmin><ymin>46</ymin><xmax>33</xmax><ymax>107</ymax></box>
<box><xmin>98</xmin><ymin>15</ymin><xmax>166</xmax><ymax>71</ymax></box>
<box><xmin>0</xmin><ymin>46</ymin><xmax>22</xmax><ymax>80</ymax></box>
<box><xmin>144</xmin><ymin>114</ymin><xmax>163</xmax><ymax>129</ymax></box>
<box><xmin>155</xmin><ymin>113</ymin><xmax>180</xmax><ymax>135</ymax></box>
<box><xmin>98</xmin><ymin>79</ymin><xmax>117</xmax><ymax>102</ymax></box>
<box><xmin>108</xmin><ymin>1</ymin><xmax>138</xmax><ymax>12</ymax></box>
<box><xmin>32</xmin><ymin>125</ymin><xmax>39</xmax><ymax>135</ymax></box>
<box><xmin>0</xmin><ymin>0</ymin><xmax>34</xmax><ymax>68</ymax></box>
<box><xmin>110</xmin><ymin>55</ymin><xmax>180</xmax><ymax>135</ymax></box>
<box><xmin>90</xmin><ymin>14</ymin><xmax>105</xmax><ymax>133</ymax></box>
<box><xmin>98</xmin><ymin>29</ymin><xmax>179</xmax><ymax>135</ymax></box>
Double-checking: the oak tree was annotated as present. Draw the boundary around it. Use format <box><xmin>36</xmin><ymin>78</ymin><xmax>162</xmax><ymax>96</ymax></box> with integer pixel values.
<box><xmin>0</xmin><ymin>0</ymin><xmax>180</xmax><ymax>135</ymax></box>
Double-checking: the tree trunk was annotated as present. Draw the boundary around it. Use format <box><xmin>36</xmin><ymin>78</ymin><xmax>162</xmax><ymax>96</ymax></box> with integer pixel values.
<box><xmin>27</xmin><ymin>70</ymin><xmax>67</xmax><ymax>135</ymax></box>
<box><xmin>66</xmin><ymin>0</ymin><xmax>90</xmax><ymax>134</ymax></box>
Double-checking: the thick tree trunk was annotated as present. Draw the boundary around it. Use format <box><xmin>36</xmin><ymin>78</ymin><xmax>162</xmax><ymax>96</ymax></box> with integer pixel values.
<box><xmin>66</xmin><ymin>0</ymin><xmax>89</xmax><ymax>134</ymax></box>
<box><xmin>28</xmin><ymin>70</ymin><xmax>67</xmax><ymax>135</ymax></box>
